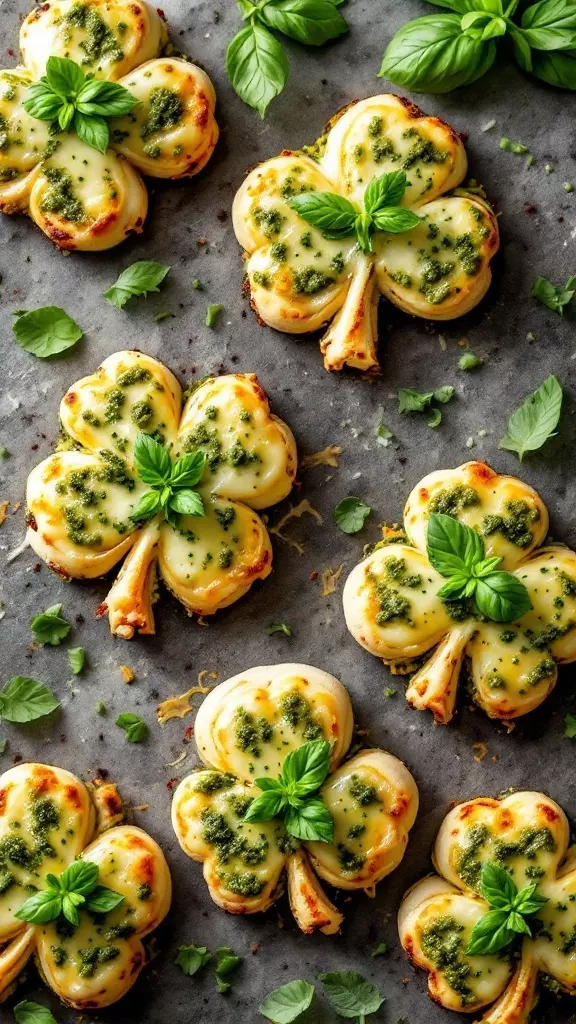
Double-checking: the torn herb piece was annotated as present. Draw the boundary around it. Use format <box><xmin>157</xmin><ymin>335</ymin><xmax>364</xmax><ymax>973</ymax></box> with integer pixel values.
<box><xmin>532</xmin><ymin>274</ymin><xmax>576</xmax><ymax>315</ymax></box>
<box><xmin>205</xmin><ymin>304</ymin><xmax>223</xmax><ymax>328</ymax></box>
<box><xmin>458</xmin><ymin>351</ymin><xmax>483</xmax><ymax>371</ymax></box>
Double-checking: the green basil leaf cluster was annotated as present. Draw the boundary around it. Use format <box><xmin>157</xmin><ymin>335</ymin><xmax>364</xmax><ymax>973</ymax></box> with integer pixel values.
<box><xmin>30</xmin><ymin>603</ymin><xmax>71</xmax><ymax>646</ymax></box>
<box><xmin>24</xmin><ymin>55</ymin><xmax>138</xmax><ymax>153</ymax></box>
<box><xmin>288</xmin><ymin>170</ymin><xmax>421</xmax><ymax>255</ymax></box>
<box><xmin>427</xmin><ymin>512</ymin><xmax>532</xmax><ymax>622</ymax></box>
<box><xmin>499</xmin><ymin>375</ymin><xmax>563</xmax><ymax>460</ymax></box>
<box><xmin>466</xmin><ymin>862</ymin><xmax>548</xmax><ymax>955</ymax></box>
<box><xmin>259</xmin><ymin>972</ymin><xmax>384</xmax><ymax>1022</ymax></box>
<box><xmin>226</xmin><ymin>0</ymin><xmax>349</xmax><ymax>116</ymax></box>
<box><xmin>15</xmin><ymin>859</ymin><xmax>124</xmax><ymax>927</ymax></box>
<box><xmin>533</xmin><ymin>273</ymin><xmax>576</xmax><ymax>314</ymax></box>
<box><xmin>397</xmin><ymin>384</ymin><xmax>455</xmax><ymax>428</ymax></box>
<box><xmin>131</xmin><ymin>433</ymin><xmax>207</xmax><ymax>526</ymax></box>
<box><xmin>116</xmin><ymin>711</ymin><xmax>149</xmax><ymax>743</ymax></box>
<box><xmin>244</xmin><ymin>738</ymin><xmax>334</xmax><ymax>842</ymax></box>
<box><xmin>174</xmin><ymin>941</ymin><xmax>242</xmax><ymax>993</ymax></box>
<box><xmin>379</xmin><ymin>0</ymin><xmax>576</xmax><ymax>94</ymax></box>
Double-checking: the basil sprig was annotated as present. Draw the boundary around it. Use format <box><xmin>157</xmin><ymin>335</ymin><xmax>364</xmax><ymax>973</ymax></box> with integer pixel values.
<box><xmin>499</xmin><ymin>375</ymin><xmax>563</xmax><ymax>461</ymax></box>
<box><xmin>226</xmin><ymin>0</ymin><xmax>349</xmax><ymax>117</ymax></box>
<box><xmin>24</xmin><ymin>56</ymin><xmax>138</xmax><ymax>154</ymax></box>
<box><xmin>131</xmin><ymin>433</ymin><xmax>207</xmax><ymax>526</ymax></box>
<box><xmin>244</xmin><ymin>738</ymin><xmax>334</xmax><ymax>843</ymax></box>
<box><xmin>379</xmin><ymin>0</ymin><xmax>576</xmax><ymax>94</ymax></box>
<box><xmin>15</xmin><ymin>859</ymin><xmax>124</xmax><ymax>927</ymax></box>
<box><xmin>466</xmin><ymin>862</ymin><xmax>547</xmax><ymax>956</ymax></box>
<box><xmin>427</xmin><ymin>512</ymin><xmax>532</xmax><ymax>622</ymax></box>
<box><xmin>288</xmin><ymin>170</ymin><xmax>421</xmax><ymax>255</ymax></box>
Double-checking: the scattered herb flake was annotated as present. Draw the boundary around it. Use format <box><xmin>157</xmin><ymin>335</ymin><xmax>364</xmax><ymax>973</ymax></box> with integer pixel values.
<box><xmin>265</xmin><ymin>622</ymin><xmax>293</xmax><ymax>637</ymax></box>
<box><xmin>205</xmin><ymin>304</ymin><xmax>223</xmax><ymax>328</ymax></box>
<box><xmin>334</xmin><ymin>496</ymin><xmax>371</xmax><ymax>534</ymax></box>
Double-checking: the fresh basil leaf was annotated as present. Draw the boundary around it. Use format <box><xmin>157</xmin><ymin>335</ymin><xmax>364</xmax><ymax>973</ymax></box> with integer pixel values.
<box><xmin>85</xmin><ymin>885</ymin><xmax>125</xmax><ymax>914</ymax></box>
<box><xmin>259</xmin><ymin>979</ymin><xmax>315</xmax><ymax>1023</ymax></box>
<box><xmin>175</xmin><ymin>943</ymin><xmax>212</xmax><ymax>976</ymax></box>
<box><xmin>319</xmin><ymin>971</ymin><xmax>384</xmax><ymax>1019</ymax></box>
<box><xmin>364</xmin><ymin>170</ymin><xmax>407</xmax><ymax>214</ymax></box>
<box><xmin>565</xmin><ymin>712</ymin><xmax>576</xmax><ymax>737</ymax></box>
<box><xmin>480</xmin><ymin>862</ymin><xmax>517</xmax><ymax>909</ymax></box>
<box><xmin>398</xmin><ymin>388</ymin><xmax>434</xmax><ymax>413</ymax></box>
<box><xmin>15</xmin><ymin>890</ymin><xmax>63</xmax><ymax>924</ymax></box>
<box><xmin>432</xmin><ymin>0</ymin><xmax>493</xmax><ymax>10</ymax></box>
<box><xmin>23</xmin><ymin>80</ymin><xmax>64</xmax><ymax>121</ymax></box>
<box><xmin>116</xmin><ymin>712</ymin><xmax>148</xmax><ymax>742</ymax></box>
<box><xmin>508</xmin><ymin>910</ymin><xmax>533</xmax><ymax>934</ymax></box>
<box><xmin>426</xmin><ymin>512</ymin><xmax>485</xmax><ymax>578</ymax></box>
<box><xmin>104</xmin><ymin>261</ymin><xmax>171</xmax><ymax>308</ymax></box>
<box><xmin>169</xmin><ymin>490</ymin><xmax>205</xmax><ymax>516</ymax></box>
<box><xmin>284</xmin><ymin>797</ymin><xmax>334</xmax><ymax>842</ymax></box>
<box><xmin>73</xmin><ymin>111</ymin><xmax>109</xmax><ymax>153</ymax></box>
<box><xmin>130</xmin><ymin>490</ymin><xmax>162</xmax><ymax>523</ymax></box>
<box><xmin>259</xmin><ymin>0</ymin><xmax>348</xmax><ymax>45</ymax></box>
<box><xmin>522</xmin><ymin>0</ymin><xmax>576</xmax><ymax>50</ymax></box>
<box><xmin>379</xmin><ymin>14</ymin><xmax>497</xmax><ymax>93</ymax></box>
<box><xmin>46</xmin><ymin>55</ymin><xmax>85</xmax><ymax>99</ymax></box>
<box><xmin>436</xmin><ymin>574</ymin><xmax>473</xmax><ymax>599</ymax></box>
<box><xmin>531</xmin><ymin>45</ymin><xmax>576</xmax><ymax>86</ymax></box>
<box><xmin>14</xmin><ymin>1001</ymin><xmax>58</xmax><ymax>1024</ymax></box>
<box><xmin>508</xmin><ymin>21</ymin><xmax>535</xmax><ymax>69</ymax></box>
<box><xmin>31</xmin><ymin>604</ymin><xmax>71</xmax><ymax>646</ymax></box>
<box><xmin>466</xmin><ymin>909</ymin><xmax>514</xmax><ymax>955</ymax></box>
<box><xmin>226</xmin><ymin>22</ymin><xmax>289</xmax><ymax>117</ymax></box>
<box><xmin>288</xmin><ymin>191</ymin><xmax>357</xmax><ymax>234</ymax></box>
<box><xmin>372</xmin><ymin>207</ymin><xmax>422</xmax><ymax>233</ymax></box>
<box><xmin>244</xmin><ymin>789</ymin><xmax>287</xmax><ymax>822</ymax></box>
<box><xmin>532</xmin><ymin>274</ymin><xmax>576</xmax><ymax>314</ymax></box>
<box><xmin>458</xmin><ymin>351</ymin><xmax>483</xmax><ymax>370</ymax></box>
<box><xmin>334</xmin><ymin>496</ymin><xmax>371</xmax><ymax>534</ymax></box>
<box><xmin>481</xmin><ymin>15</ymin><xmax>508</xmax><ymax>39</ymax></box>
<box><xmin>68</xmin><ymin>647</ymin><xmax>86</xmax><ymax>675</ymax></box>
<box><xmin>133</xmin><ymin>432</ymin><xmax>172</xmax><ymax>488</ymax></box>
<box><xmin>281</xmin><ymin>738</ymin><xmax>331</xmax><ymax>793</ymax></box>
<box><xmin>170</xmin><ymin>450</ymin><xmax>207</xmax><ymax>489</ymax></box>
<box><xmin>0</xmin><ymin>677</ymin><xmax>60</xmax><ymax>723</ymax></box>
<box><xmin>13</xmin><ymin>306</ymin><xmax>83</xmax><ymax>358</ymax></box>
<box><xmin>434</xmin><ymin>385</ymin><xmax>455</xmax><ymax>404</ymax></box>
<box><xmin>499</xmin><ymin>375</ymin><xmax>563</xmax><ymax>459</ymax></box>
<box><xmin>75</xmin><ymin>77</ymin><xmax>138</xmax><ymax>116</ymax></box>
<box><xmin>215</xmin><ymin>946</ymin><xmax>242</xmax><ymax>994</ymax></box>
<box><xmin>60</xmin><ymin>859</ymin><xmax>99</xmax><ymax>896</ymax></box>
<box><xmin>58</xmin><ymin>101</ymin><xmax>75</xmax><ymax>131</ymax></box>
<box><xmin>354</xmin><ymin>211</ymin><xmax>373</xmax><ymax>253</ymax></box>
<box><xmin>371</xmin><ymin>942</ymin><xmax>388</xmax><ymax>956</ymax></box>
<box><xmin>61</xmin><ymin>892</ymin><xmax>81</xmax><ymax>925</ymax></box>
<box><xmin>474</xmin><ymin>555</ymin><xmax>504</xmax><ymax>577</ymax></box>
<box><xmin>475</xmin><ymin>572</ymin><xmax>533</xmax><ymax>622</ymax></box>
<box><xmin>513</xmin><ymin>890</ymin><xmax>548</xmax><ymax>914</ymax></box>
<box><xmin>265</xmin><ymin>622</ymin><xmax>293</xmax><ymax>637</ymax></box>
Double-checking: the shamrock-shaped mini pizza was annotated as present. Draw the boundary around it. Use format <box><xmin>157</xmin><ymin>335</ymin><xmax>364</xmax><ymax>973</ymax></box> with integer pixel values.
<box><xmin>344</xmin><ymin>461</ymin><xmax>576</xmax><ymax>724</ymax></box>
<box><xmin>0</xmin><ymin>762</ymin><xmax>170</xmax><ymax>1009</ymax></box>
<box><xmin>0</xmin><ymin>0</ymin><xmax>218</xmax><ymax>250</ymax></box>
<box><xmin>172</xmin><ymin>663</ymin><xmax>418</xmax><ymax>934</ymax></box>
<box><xmin>399</xmin><ymin>789</ymin><xmax>576</xmax><ymax>1021</ymax></box>
<box><xmin>232</xmin><ymin>94</ymin><xmax>499</xmax><ymax>373</ymax></box>
<box><xmin>25</xmin><ymin>351</ymin><xmax>297</xmax><ymax>637</ymax></box>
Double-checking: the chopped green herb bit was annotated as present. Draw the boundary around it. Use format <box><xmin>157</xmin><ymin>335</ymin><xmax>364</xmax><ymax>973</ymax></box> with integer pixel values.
<box><xmin>205</xmin><ymin>304</ymin><xmax>223</xmax><ymax>328</ymax></box>
<box><xmin>265</xmin><ymin>622</ymin><xmax>293</xmax><ymax>637</ymax></box>
<box><xmin>458</xmin><ymin>351</ymin><xmax>483</xmax><ymax>371</ymax></box>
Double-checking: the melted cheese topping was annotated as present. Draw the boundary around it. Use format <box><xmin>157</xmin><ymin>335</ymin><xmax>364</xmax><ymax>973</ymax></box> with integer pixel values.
<box><xmin>321</xmin><ymin>94</ymin><xmax>467</xmax><ymax>208</ymax></box>
<box><xmin>176</xmin><ymin>374</ymin><xmax>297</xmax><ymax>510</ymax></box>
<box><xmin>0</xmin><ymin>68</ymin><xmax>49</xmax><ymax>210</ymax></box>
<box><xmin>232</xmin><ymin>155</ymin><xmax>356</xmax><ymax>333</ymax></box>
<box><xmin>37</xmin><ymin>825</ymin><xmax>170</xmax><ymax>1009</ymax></box>
<box><xmin>404</xmin><ymin>462</ymin><xmax>548</xmax><ymax>570</ymax></box>
<box><xmin>308</xmin><ymin>749</ymin><xmax>418</xmax><ymax>889</ymax></box>
<box><xmin>27</xmin><ymin>134</ymin><xmax>148</xmax><ymax>251</ymax></box>
<box><xmin>400</xmin><ymin>886</ymin><xmax>512</xmax><ymax>1011</ymax></box>
<box><xmin>171</xmin><ymin>772</ymin><xmax>286</xmax><ymax>914</ymax></box>
<box><xmin>158</xmin><ymin>492</ymin><xmax>272</xmax><ymax>615</ymax></box>
<box><xmin>111</xmin><ymin>59</ymin><xmax>218</xmax><ymax>179</ymax></box>
<box><xmin>343</xmin><ymin>543</ymin><xmax>453</xmax><ymax>660</ymax></box>
<box><xmin>20</xmin><ymin>0</ymin><xmax>168</xmax><ymax>82</ymax></box>
<box><xmin>194</xmin><ymin>664</ymin><xmax>353</xmax><ymax>780</ymax></box>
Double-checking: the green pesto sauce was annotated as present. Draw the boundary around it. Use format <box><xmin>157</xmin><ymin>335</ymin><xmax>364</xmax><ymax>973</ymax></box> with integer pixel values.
<box><xmin>193</xmin><ymin>772</ymin><xmax>236</xmax><ymax>795</ymax></box>
<box><xmin>234</xmin><ymin>707</ymin><xmax>273</xmax><ymax>757</ymax></box>
<box><xmin>131</xmin><ymin>399</ymin><xmax>153</xmax><ymax>428</ymax></box>
<box><xmin>59</xmin><ymin>453</ymin><xmax>134</xmax><ymax>546</ymax></box>
<box><xmin>493</xmin><ymin>827</ymin><xmax>556</xmax><ymax>865</ymax></box>
<box><xmin>454</xmin><ymin>233</ymin><xmax>481</xmax><ymax>276</ymax></box>
<box><xmin>368</xmin><ymin>571</ymin><xmax>411</xmax><ymax>626</ymax></box>
<box><xmin>483</xmin><ymin>500</ymin><xmax>540</xmax><ymax>548</ymax></box>
<box><xmin>384</xmin><ymin>555</ymin><xmax>422</xmax><ymax>588</ymax></box>
<box><xmin>526</xmin><ymin>657</ymin><xmax>555</xmax><ymax>687</ymax></box>
<box><xmin>389</xmin><ymin>270</ymin><xmax>412</xmax><ymax>288</ymax></box>
<box><xmin>456</xmin><ymin>822</ymin><xmax>490</xmax><ymax>891</ymax></box>
<box><xmin>347</xmin><ymin>823</ymin><xmax>366</xmax><ymax>839</ymax></box>
<box><xmin>349</xmin><ymin>774</ymin><xmax>381</xmax><ymax>806</ymax></box>
<box><xmin>253</xmin><ymin>270</ymin><xmax>272</xmax><ymax>288</ymax></box>
<box><xmin>65</xmin><ymin>4</ymin><xmax>124</xmax><ymax>64</ymax></box>
<box><xmin>421</xmin><ymin>916</ymin><xmax>475</xmax><ymax>1007</ymax></box>
<box><xmin>279</xmin><ymin>691</ymin><xmax>322</xmax><ymax>741</ymax></box>
<box><xmin>141</xmin><ymin>88</ymin><xmax>183</xmax><ymax>139</ymax></box>
<box><xmin>51</xmin><ymin>944</ymin><xmax>67</xmax><ymax>966</ymax></box>
<box><xmin>215</xmin><ymin>507</ymin><xmax>236</xmax><ymax>530</ymax></box>
<box><xmin>40</xmin><ymin>167</ymin><xmax>86</xmax><ymax>224</ymax></box>
<box><xmin>103</xmin><ymin>386</ymin><xmax>125</xmax><ymax>423</ymax></box>
<box><xmin>429</xmin><ymin>485</ymin><xmax>480</xmax><ymax>518</ymax></box>
<box><xmin>117</xmin><ymin>367</ymin><xmax>152</xmax><ymax>387</ymax></box>
<box><xmin>402</xmin><ymin>128</ymin><xmax>447</xmax><ymax>170</ymax></box>
<box><xmin>77</xmin><ymin>944</ymin><xmax>120</xmax><ymax>978</ymax></box>
<box><xmin>270</xmin><ymin>241</ymin><xmax>287</xmax><ymax>262</ymax></box>
<box><xmin>292</xmin><ymin>267</ymin><xmax>335</xmax><ymax>295</ymax></box>
<box><xmin>137</xmin><ymin>883</ymin><xmax>152</xmax><ymax>900</ymax></box>
<box><xmin>253</xmin><ymin>205</ymin><xmax>284</xmax><ymax>239</ymax></box>
<box><xmin>183</xmin><ymin>422</ymin><xmax>260</xmax><ymax>472</ymax></box>
<box><xmin>201</xmin><ymin>808</ymin><xmax>268</xmax><ymax>867</ymax></box>
<box><xmin>337</xmin><ymin>843</ymin><xmax>365</xmax><ymax>873</ymax></box>
<box><xmin>559</xmin><ymin>570</ymin><xmax>576</xmax><ymax>596</ymax></box>
<box><xmin>221</xmin><ymin>871</ymin><xmax>265</xmax><ymax>896</ymax></box>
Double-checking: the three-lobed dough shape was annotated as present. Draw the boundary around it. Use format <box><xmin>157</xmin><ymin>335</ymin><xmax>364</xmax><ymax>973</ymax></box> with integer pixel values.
<box><xmin>172</xmin><ymin>664</ymin><xmax>418</xmax><ymax>935</ymax></box>
<box><xmin>344</xmin><ymin>461</ymin><xmax>576</xmax><ymax>724</ymax></box>
<box><xmin>0</xmin><ymin>762</ymin><xmax>170</xmax><ymax>1009</ymax></box>
<box><xmin>399</xmin><ymin>790</ymin><xmax>576</xmax><ymax>1021</ymax></box>
<box><xmin>232</xmin><ymin>94</ymin><xmax>499</xmax><ymax>374</ymax></box>
<box><xmin>25</xmin><ymin>350</ymin><xmax>297</xmax><ymax>637</ymax></box>
<box><xmin>1</xmin><ymin>0</ymin><xmax>218</xmax><ymax>250</ymax></box>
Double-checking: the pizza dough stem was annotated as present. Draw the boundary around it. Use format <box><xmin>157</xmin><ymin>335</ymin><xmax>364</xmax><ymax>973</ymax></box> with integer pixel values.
<box><xmin>286</xmin><ymin>848</ymin><xmax>344</xmax><ymax>936</ymax></box>
<box><xmin>320</xmin><ymin>252</ymin><xmax>380</xmax><ymax>373</ymax></box>
<box><xmin>478</xmin><ymin>941</ymin><xmax>538</xmax><ymax>1024</ymax></box>
<box><xmin>406</xmin><ymin>623</ymin><xmax>476</xmax><ymax>724</ymax></box>
<box><xmin>104</xmin><ymin>517</ymin><xmax>161</xmax><ymax>639</ymax></box>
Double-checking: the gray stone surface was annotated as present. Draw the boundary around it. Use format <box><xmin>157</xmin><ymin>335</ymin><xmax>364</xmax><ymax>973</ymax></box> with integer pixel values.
<box><xmin>1</xmin><ymin>0</ymin><xmax>576</xmax><ymax>1021</ymax></box>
